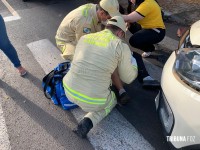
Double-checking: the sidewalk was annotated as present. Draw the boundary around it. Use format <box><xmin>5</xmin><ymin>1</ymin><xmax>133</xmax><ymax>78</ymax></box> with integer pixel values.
<box><xmin>158</xmin><ymin>0</ymin><xmax>200</xmax><ymax>26</ymax></box>
<box><xmin>89</xmin><ymin>0</ymin><xmax>200</xmax><ymax>26</ymax></box>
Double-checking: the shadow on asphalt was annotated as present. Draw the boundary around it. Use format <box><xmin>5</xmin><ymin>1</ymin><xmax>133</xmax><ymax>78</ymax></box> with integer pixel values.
<box><xmin>147</xmin><ymin>48</ymin><xmax>172</xmax><ymax>68</ymax></box>
<box><xmin>0</xmin><ymin>80</ymin><xmax>93</xmax><ymax>149</ymax></box>
<box><xmin>117</xmin><ymin>79</ymin><xmax>170</xmax><ymax>150</ymax></box>
<box><xmin>23</xmin><ymin>72</ymin><xmax>44</xmax><ymax>91</ymax></box>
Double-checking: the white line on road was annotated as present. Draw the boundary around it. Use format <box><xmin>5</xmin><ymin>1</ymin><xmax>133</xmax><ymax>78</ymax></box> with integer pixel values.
<box><xmin>27</xmin><ymin>39</ymin><xmax>154</xmax><ymax>150</ymax></box>
<box><xmin>3</xmin><ymin>15</ymin><xmax>21</xmax><ymax>22</ymax></box>
<box><xmin>2</xmin><ymin>0</ymin><xmax>21</xmax><ymax>22</ymax></box>
<box><xmin>0</xmin><ymin>98</ymin><xmax>11</xmax><ymax>150</ymax></box>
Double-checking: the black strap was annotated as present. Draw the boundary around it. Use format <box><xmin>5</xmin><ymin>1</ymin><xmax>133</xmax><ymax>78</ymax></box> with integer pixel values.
<box><xmin>43</xmin><ymin>70</ymin><xmax>55</xmax><ymax>99</ymax></box>
<box><xmin>43</xmin><ymin>61</ymin><xmax>70</xmax><ymax>99</ymax></box>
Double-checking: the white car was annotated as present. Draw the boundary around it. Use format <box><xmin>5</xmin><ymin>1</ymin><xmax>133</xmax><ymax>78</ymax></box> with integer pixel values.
<box><xmin>155</xmin><ymin>20</ymin><xmax>200</xmax><ymax>149</ymax></box>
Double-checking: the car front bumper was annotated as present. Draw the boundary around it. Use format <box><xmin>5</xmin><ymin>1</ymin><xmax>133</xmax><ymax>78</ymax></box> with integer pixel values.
<box><xmin>156</xmin><ymin>52</ymin><xmax>200</xmax><ymax>149</ymax></box>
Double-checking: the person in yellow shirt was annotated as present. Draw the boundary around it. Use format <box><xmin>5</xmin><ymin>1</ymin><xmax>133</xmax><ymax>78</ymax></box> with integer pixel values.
<box><xmin>122</xmin><ymin>0</ymin><xmax>165</xmax><ymax>87</ymax></box>
<box><xmin>55</xmin><ymin>0</ymin><xmax>121</xmax><ymax>61</ymax></box>
<box><xmin>123</xmin><ymin>0</ymin><xmax>165</xmax><ymax>57</ymax></box>
<box><xmin>63</xmin><ymin>16</ymin><xmax>138</xmax><ymax>138</ymax></box>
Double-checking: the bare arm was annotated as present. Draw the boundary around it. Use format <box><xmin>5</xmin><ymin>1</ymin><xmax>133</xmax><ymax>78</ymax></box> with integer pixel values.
<box><xmin>122</xmin><ymin>11</ymin><xmax>144</xmax><ymax>23</ymax></box>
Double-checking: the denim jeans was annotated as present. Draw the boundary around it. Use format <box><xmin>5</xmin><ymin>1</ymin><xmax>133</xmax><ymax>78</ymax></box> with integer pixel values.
<box><xmin>0</xmin><ymin>15</ymin><xmax>21</xmax><ymax>68</ymax></box>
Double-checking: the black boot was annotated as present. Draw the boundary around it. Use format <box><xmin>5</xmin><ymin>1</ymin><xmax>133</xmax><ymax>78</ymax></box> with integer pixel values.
<box><xmin>110</xmin><ymin>85</ymin><xmax>130</xmax><ymax>106</ymax></box>
<box><xmin>119</xmin><ymin>92</ymin><xmax>131</xmax><ymax>105</ymax></box>
<box><xmin>73</xmin><ymin>117</ymin><xmax>93</xmax><ymax>138</ymax></box>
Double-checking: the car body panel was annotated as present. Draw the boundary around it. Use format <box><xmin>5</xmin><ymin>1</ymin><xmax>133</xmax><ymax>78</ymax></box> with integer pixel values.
<box><xmin>190</xmin><ymin>20</ymin><xmax>200</xmax><ymax>46</ymax></box>
<box><xmin>161</xmin><ymin>52</ymin><xmax>200</xmax><ymax>148</ymax></box>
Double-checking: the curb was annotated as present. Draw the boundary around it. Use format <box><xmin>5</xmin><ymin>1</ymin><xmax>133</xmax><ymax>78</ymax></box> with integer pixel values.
<box><xmin>162</xmin><ymin>9</ymin><xmax>200</xmax><ymax>27</ymax></box>
<box><xmin>162</xmin><ymin>10</ymin><xmax>188</xmax><ymax>26</ymax></box>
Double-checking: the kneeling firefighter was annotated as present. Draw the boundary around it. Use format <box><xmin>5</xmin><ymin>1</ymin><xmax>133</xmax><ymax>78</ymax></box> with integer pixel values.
<box><xmin>63</xmin><ymin>16</ymin><xmax>138</xmax><ymax>138</ymax></box>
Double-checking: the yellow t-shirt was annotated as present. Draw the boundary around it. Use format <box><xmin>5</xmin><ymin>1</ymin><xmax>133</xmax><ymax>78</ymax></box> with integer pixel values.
<box><xmin>136</xmin><ymin>0</ymin><xmax>165</xmax><ymax>29</ymax></box>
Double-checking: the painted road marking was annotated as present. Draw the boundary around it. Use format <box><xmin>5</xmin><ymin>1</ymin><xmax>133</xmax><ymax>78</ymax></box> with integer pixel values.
<box><xmin>27</xmin><ymin>39</ymin><xmax>154</xmax><ymax>150</ymax></box>
<box><xmin>27</xmin><ymin>39</ymin><xmax>64</xmax><ymax>73</ymax></box>
<box><xmin>0</xmin><ymin>98</ymin><xmax>11</xmax><ymax>150</ymax></box>
<box><xmin>2</xmin><ymin>0</ymin><xmax>21</xmax><ymax>22</ymax></box>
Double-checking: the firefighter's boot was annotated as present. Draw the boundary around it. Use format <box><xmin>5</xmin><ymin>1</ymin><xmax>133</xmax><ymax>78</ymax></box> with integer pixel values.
<box><xmin>73</xmin><ymin>117</ymin><xmax>93</xmax><ymax>138</ymax></box>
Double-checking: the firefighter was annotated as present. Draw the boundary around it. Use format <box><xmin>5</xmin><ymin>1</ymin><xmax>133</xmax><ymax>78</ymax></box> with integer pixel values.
<box><xmin>55</xmin><ymin>0</ymin><xmax>121</xmax><ymax>61</ymax></box>
<box><xmin>56</xmin><ymin>0</ymin><xmax>132</xmax><ymax>105</ymax></box>
<box><xmin>63</xmin><ymin>16</ymin><xmax>138</xmax><ymax>138</ymax></box>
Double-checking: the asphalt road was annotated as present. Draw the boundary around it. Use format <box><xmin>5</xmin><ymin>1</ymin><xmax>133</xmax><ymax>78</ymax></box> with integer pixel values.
<box><xmin>0</xmin><ymin>0</ymin><xmax>181</xmax><ymax>149</ymax></box>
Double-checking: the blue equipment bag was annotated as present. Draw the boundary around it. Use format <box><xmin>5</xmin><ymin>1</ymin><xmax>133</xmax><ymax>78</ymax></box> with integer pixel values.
<box><xmin>42</xmin><ymin>61</ymin><xmax>78</xmax><ymax>110</ymax></box>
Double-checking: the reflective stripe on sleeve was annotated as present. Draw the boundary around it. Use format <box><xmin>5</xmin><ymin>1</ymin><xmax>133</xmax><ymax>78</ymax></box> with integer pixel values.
<box><xmin>56</xmin><ymin>40</ymin><xmax>66</xmax><ymax>53</ymax></box>
<box><xmin>82</xmin><ymin>4</ymin><xmax>92</xmax><ymax>17</ymax></box>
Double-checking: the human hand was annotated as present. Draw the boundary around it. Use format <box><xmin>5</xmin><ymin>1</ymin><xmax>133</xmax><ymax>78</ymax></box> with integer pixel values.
<box><xmin>126</xmin><ymin>22</ymin><xmax>130</xmax><ymax>31</ymax></box>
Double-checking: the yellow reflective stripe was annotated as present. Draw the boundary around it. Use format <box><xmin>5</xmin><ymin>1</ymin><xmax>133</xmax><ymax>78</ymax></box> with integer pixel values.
<box><xmin>56</xmin><ymin>41</ymin><xmax>66</xmax><ymax>53</ymax></box>
<box><xmin>66</xmin><ymin>88</ymin><xmax>101</xmax><ymax>105</ymax></box>
<box><xmin>83</xmin><ymin>39</ymin><xmax>108</xmax><ymax>47</ymax></box>
<box><xmin>132</xmin><ymin>65</ymin><xmax>138</xmax><ymax>70</ymax></box>
<box><xmin>64</xmin><ymin>83</ymin><xmax>106</xmax><ymax>101</ymax></box>
<box><xmin>82</xmin><ymin>4</ymin><xmax>92</xmax><ymax>17</ymax></box>
<box><xmin>63</xmin><ymin>82</ymin><xmax>106</xmax><ymax>105</ymax></box>
<box><xmin>105</xmin><ymin>91</ymin><xmax>115</xmax><ymax>115</ymax></box>
<box><xmin>83</xmin><ymin>29</ymin><xmax>117</xmax><ymax>47</ymax></box>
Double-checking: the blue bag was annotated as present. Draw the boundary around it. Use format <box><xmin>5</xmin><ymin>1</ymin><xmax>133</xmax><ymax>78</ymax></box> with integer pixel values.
<box><xmin>42</xmin><ymin>61</ymin><xmax>78</xmax><ymax>110</ymax></box>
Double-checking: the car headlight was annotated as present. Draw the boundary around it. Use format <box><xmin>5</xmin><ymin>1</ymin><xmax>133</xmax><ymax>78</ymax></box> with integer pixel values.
<box><xmin>175</xmin><ymin>48</ymin><xmax>200</xmax><ymax>90</ymax></box>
